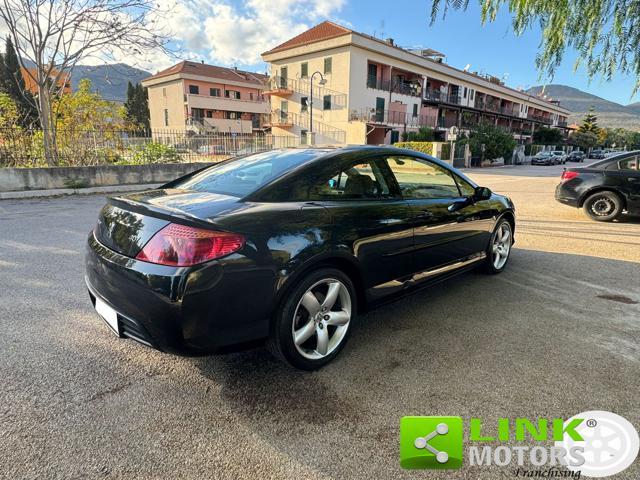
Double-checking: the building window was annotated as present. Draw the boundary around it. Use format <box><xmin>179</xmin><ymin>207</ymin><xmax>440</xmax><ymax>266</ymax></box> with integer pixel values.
<box><xmin>463</xmin><ymin>87</ymin><xmax>467</xmax><ymax>98</ymax></box>
<box><xmin>225</xmin><ymin>111</ymin><xmax>243</xmax><ymax>119</ymax></box>
<box><xmin>470</xmin><ymin>89</ymin><xmax>475</xmax><ymax>100</ymax></box>
<box><xmin>301</xmin><ymin>96</ymin><xmax>309</xmax><ymax>112</ymax></box>
<box><xmin>301</xmin><ymin>62</ymin><xmax>308</xmax><ymax>78</ymax></box>
<box><xmin>206</xmin><ymin>110</ymin><xmax>213</xmax><ymax>118</ymax></box>
<box><xmin>301</xmin><ymin>130</ymin><xmax>308</xmax><ymax>145</ymax></box>
<box><xmin>210</xmin><ymin>88</ymin><xmax>220</xmax><ymax>97</ymax></box>
<box><xmin>249</xmin><ymin>92</ymin><xmax>254</xmax><ymax>100</ymax></box>
<box><xmin>163</xmin><ymin>109</ymin><xmax>168</xmax><ymax>126</ymax></box>
<box><xmin>323</xmin><ymin>95</ymin><xmax>331</xmax><ymax>110</ymax></box>
<box><xmin>188</xmin><ymin>85</ymin><xmax>199</xmax><ymax>94</ymax></box>
<box><xmin>225</xmin><ymin>90</ymin><xmax>241</xmax><ymax>99</ymax></box>
<box><xmin>412</xmin><ymin>104</ymin><xmax>418</xmax><ymax>117</ymax></box>
<box><xmin>324</xmin><ymin>57</ymin><xmax>332</xmax><ymax>74</ymax></box>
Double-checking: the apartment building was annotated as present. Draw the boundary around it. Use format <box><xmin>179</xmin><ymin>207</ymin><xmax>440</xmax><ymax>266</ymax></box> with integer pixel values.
<box><xmin>141</xmin><ymin>61</ymin><xmax>270</xmax><ymax>134</ymax></box>
<box><xmin>261</xmin><ymin>21</ymin><xmax>571</xmax><ymax>145</ymax></box>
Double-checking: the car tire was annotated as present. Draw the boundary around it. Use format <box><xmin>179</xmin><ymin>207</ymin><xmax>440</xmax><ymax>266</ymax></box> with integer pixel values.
<box><xmin>268</xmin><ymin>267</ymin><xmax>356</xmax><ymax>370</ymax></box>
<box><xmin>583</xmin><ymin>191</ymin><xmax>623</xmax><ymax>222</ymax></box>
<box><xmin>482</xmin><ymin>219</ymin><xmax>513</xmax><ymax>274</ymax></box>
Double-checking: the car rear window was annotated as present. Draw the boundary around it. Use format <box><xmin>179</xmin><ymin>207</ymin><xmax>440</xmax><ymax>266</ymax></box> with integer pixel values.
<box><xmin>171</xmin><ymin>149</ymin><xmax>327</xmax><ymax>197</ymax></box>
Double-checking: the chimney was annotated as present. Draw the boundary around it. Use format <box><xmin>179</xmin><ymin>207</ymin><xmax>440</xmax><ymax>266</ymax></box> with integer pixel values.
<box><xmin>386</xmin><ymin>38</ymin><xmax>394</xmax><ymax>46</ymax></box>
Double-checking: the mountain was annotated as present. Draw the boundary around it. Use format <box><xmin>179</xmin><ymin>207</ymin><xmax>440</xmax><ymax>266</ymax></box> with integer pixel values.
<box><xmin>72</xmin><ymin>64</ymin><xmax>151</xmax><ymax>102</ymax></box>
<box><xmin>20</xmin><ymin>59</ymin><xmax>151</xmax><ymax>102</ymax></box>
<box><xmin>526</xmin><ymin>84</ymin><xmax>640</xmax><ymax>130</ymax></box>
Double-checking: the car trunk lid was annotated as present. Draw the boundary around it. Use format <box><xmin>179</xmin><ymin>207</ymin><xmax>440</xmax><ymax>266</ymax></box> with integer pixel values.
<box><xmin>95</xmin><ymin>189</ymin><xmax>241</xmax><ymax>257</ymax></box>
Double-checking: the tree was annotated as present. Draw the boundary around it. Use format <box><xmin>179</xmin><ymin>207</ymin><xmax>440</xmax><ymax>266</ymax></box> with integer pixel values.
<box><xmin>430</xmin><ymin>0</ymin><xmax>640</xmax><ymax>93</ymax></box>
<box><xmin>532</xmin><ymin>126</ymin><xmax>564</xmax><ymax>145</ymax></box>
<box><xmin>569</xmin><ymin>131</ymin><xmax>599</xmax><ymax>151</ymax></box>
<box><xmin>55</xmin><ymin>78</ymin><xmax>122</xmax><ymax>131</ymax></box>
<box><xmin>0</xmin><ymin>0</ymin><xmax>170</xmax><ymax>165</ymax></box>
<box><xmin>578</xmin><ymin>107</ymin><xmax>600</xmax><ymax>135</ymax></box>
<box><xmin>124</xmin><ymin>82</ymin><xmax>150</xmax><ymax>131</ymax></box>
<box><xmin>466</xmin><ymin>122</ymin><xmax>516</xmax><ymax>161</ymax></box>
<box><xmin>0</xmin><ymin>37</ymin><xmax>37</xmax><ymax>128</ymax></box>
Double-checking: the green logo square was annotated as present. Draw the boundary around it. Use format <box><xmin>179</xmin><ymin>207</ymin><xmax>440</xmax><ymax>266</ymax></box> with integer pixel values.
<box><xmin>400</xmin><ymin>416</ymin><xmax>463</xmax><ymax>469</ymax></box>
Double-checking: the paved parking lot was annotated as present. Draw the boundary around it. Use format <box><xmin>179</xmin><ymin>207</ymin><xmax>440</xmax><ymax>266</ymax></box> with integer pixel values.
<box><xmin>1</xmin><ymin>164</ymin><xmax>638</xmax><ymax>479</ymax></box>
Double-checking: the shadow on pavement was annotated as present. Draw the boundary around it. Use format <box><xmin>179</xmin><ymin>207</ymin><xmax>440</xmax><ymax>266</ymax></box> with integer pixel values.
<box><xmin>192</xmin><ymin>249</ymin><xmax>640</xmax><ymax>479</ymax></box>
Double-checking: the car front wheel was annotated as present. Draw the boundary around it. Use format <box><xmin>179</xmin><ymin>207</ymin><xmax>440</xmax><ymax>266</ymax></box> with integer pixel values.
<box><xmin>583</xmin><ymin>191</ymin><xmax>623</xmax><ymax>222</ymax></box>
<box><xmin>268</xmin><ymin>268</ymin><xmax>356</xmax><ymax>370</ymax></box>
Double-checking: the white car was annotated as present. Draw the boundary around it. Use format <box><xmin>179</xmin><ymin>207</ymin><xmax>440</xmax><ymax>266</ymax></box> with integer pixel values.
<box><xmin>550</xmin><ymin>151</ymin><xmax>567</xmax><ymax>164</ymax></box>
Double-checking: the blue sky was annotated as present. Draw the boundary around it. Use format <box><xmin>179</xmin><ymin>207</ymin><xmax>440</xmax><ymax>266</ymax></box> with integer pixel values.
<box><xmin>339</xmin><ymin>0</ymin><xmax>639</xmax><ymax>105</ymax></box>
<box><xmin>143</xmin><ymin>0</ymin><xmax>638</xmax><ymax>106</ymax></box>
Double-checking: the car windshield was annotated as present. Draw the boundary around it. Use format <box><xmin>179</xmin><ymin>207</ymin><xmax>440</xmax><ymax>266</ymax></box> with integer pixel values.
<box><xmin>553</xmin><ymin>151</ymin><xmax>564</xmax><ymax>155</ymax></box>
<box><xmin>172</xmin><ymin>149</ymin><xmax>328</xmax><ymax>197</ymax></box>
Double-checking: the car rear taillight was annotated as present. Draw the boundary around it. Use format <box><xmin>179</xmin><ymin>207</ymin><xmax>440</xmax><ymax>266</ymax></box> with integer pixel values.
<box><xmin>136</xmin><ymin>223</ymin><xmax>245</xmax><ymax>266</ymax></box>
<box><xmin>561</xmin><ymin>171</ymin><xmax>579</xmax><ymax>182</ymax></box>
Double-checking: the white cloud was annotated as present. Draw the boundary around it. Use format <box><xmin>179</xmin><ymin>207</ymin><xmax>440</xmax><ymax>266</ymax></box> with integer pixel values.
<box><xmin>154</xmin><ymin>0</ymin><xmax>346</xmax><ymax>70</ymax></box>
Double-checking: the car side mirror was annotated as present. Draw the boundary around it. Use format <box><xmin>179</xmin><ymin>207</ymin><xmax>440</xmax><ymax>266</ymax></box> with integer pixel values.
<box><xmin>474</xmin><ymin>186</ymin><xmax>492</xmax><ymax>201</ymax></box>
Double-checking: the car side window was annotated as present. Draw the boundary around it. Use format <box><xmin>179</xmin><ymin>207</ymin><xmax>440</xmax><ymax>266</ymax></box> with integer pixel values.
<box><xmin>308</xmin><ymin>159</ymin><xmax>393</xmax><ymax>200</ymax></box>
<box><xmin>385</xmin><ymin>156</ymin><xmax>461</xmax><ymax>199</ymax></box>
<box><xmin>618</xmin><ymin>156</ymin><xmax>639</xmax><ymax>171</ymax></box>
<box><xmin>454</xmin><ymin>174</ymin><xmax>475</xmax><ymax>197</ymax></box>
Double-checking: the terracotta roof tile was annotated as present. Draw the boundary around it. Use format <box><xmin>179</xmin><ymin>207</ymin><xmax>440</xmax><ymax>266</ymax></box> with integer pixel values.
<box><xmin>144</xmin><ymin>61</ymin><xmax>268</xmax><ymax>85</ymax></box>
<box><xmin>263</xmin><ymin>21</ymin><xmax>352</xmax><ymax>55</ymax></box>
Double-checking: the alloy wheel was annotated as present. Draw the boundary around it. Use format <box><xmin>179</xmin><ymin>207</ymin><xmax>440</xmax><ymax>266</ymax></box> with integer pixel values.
<box><xmin>291</xmin><ymin>278</ymin><xmax>352</xmax><ymax>360</ymax></box>
<box><xmin>492</xmin><ymin>223</ymin><xmax>512</xmax><ymax>270</ymax></box>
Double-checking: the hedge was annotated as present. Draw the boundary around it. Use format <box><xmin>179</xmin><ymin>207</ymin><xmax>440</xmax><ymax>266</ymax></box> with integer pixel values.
<box><xmin>393</xmin><ymin>142</ymin><xmax>435</xmax><ymax>155</ymax></box>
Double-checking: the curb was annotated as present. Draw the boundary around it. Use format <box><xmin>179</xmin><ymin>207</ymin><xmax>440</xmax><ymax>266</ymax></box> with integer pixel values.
<box><xmin>0</xmin><ymin>183</ymin><xmax>161</xmax><ymax>200</ymax></box>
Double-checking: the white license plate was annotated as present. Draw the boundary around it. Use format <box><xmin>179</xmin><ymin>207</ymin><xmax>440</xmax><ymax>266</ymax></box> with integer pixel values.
<box><xmin>95</xmin><ymin>297</ymin><xmax>119</xmax><ymax>336</ymax></box>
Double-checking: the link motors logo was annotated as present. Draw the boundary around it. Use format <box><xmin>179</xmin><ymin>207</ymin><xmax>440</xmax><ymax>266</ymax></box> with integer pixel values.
<box><xmin>400</xmin><ymin>411</ymin><xmax>639</xmax><ymax>478</ymax></box>
<box><xmin>556</xmin><ymin>411</ymin><xmax>639</xmax><ymax>478</ymax></box>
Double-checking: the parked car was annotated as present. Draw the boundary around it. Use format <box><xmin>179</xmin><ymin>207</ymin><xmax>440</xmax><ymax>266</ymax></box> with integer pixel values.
<box><xmin>567</xmin><ymin>151</ymin><xmax>585</xmax><ymax>162</ymax></box>
<box><xmin>555</xmin><ymin>151</ymin><xmax>640</xmax><ymax>221</ymax></box>
<box><xmin>86</xmin><ymin>146</ymin><xmax>516</xmax><ymax>370</ymax></box>
<box><xmin>197</xmin><ymin>145</ymin><xmax>226</xmax><ymax>155</ymax></box>
<box><xmin>589</xmin><ymin>150</ymin><xmax>606</xmax><ymax>159</ymax></box>
<box><xmin>531</xmin><ymin>151</ymin><xmax>556</xmax><ymax>165</ymax></box>
<box><xmin>551</xmin><ymin>151</ymin><xmax>567</xmax><ymax>164</ymax></box>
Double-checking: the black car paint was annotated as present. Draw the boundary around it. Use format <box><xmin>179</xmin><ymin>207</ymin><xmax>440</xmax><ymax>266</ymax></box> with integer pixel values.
<box><xmin>86</xmin><ymin>146</ymin><xmax>515</xmax><ymax>355</ymax></box>
<box><xmin>555</xmin><ymin>152</ymin><xmax>640</xmax><ymax>212</ymax></box>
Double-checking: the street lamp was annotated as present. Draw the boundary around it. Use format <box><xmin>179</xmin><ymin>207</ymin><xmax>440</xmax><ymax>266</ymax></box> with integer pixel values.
<box><xmin>309</xmin><ymin>71</ymin><xmax>327</xmax><ymax>142</ymax></box>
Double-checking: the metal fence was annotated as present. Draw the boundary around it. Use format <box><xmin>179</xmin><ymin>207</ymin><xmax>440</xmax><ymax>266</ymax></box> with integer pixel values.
<box><xmin>0</xmin><ymin>129</ymin><xmax>302</xmax><ymax>167</ymax></box>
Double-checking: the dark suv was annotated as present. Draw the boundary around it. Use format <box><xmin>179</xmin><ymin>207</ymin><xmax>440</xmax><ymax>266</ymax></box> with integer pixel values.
<box><xmin>555</xmin><ymin>152</ymin><xmax>640</xmax><ymax>221</ymax></box>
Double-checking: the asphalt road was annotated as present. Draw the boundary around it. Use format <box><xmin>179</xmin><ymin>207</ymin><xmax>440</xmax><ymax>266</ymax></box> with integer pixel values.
<box><xmin>1</xmin><ymin>165</ymin><xmax>639</xmax><ymax>479</ymax></box>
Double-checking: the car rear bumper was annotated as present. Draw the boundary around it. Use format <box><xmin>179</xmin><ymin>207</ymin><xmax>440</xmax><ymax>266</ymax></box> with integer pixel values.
<box><xmin>85</xmin><ymin>232</ymin><xmax>273</xmax><ymax>355</ymax></box>
<box><xmin>554</xmin><ymin>184</ymin><xmax>580</xmax><ymax>207</ymax></box>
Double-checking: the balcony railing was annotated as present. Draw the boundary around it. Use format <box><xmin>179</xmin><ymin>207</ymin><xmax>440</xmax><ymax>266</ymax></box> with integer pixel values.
<box><xmin>264</xmin><ymin>76</ymin><xmax>296</xmax><ymax>96</ymax></box>
<box><xmin>437</xmin><ymin>117</ymin><xmax>459</xmax><ymax>129</ymax></box>
<box><xmin>366</xmin><ymin>75</ymin><xmax>422</xmax><ymax>97</ymax></box>
<box><xmin>556</xmin><ymin>120</ymin><xmax>568</xmax><ymax>128</ymax></box>
<box><xmin>424</xmin><ymin>88</ymin><xmax>461</xmax><ymax>105</ymax></box>
<box><xmin>350</xmin><ymin>109</ymin><xmax>436</xmax><ymax>128</ymax></box>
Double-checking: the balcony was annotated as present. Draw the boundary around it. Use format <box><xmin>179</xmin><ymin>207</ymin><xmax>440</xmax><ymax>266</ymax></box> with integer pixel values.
<box><xmin>366</xmin><ymin>75</ymin><xmax>422</xmax><ymax>97</ymax></box>
<box><xmin>267</xmin><ymin>111</ymin><xmax>294</xmax><ymax>128</ymax></box>
<box><xmin>185</xmin><ymin>93</ymin><xmax>270</xmax><ymax>114</ymax></box>
<box><xmin>424</xmin><ymin>88</ymin><xmax>461</xmax><ymax>105</ymax></box>
<box><xmin>350</xmin><ymin>109</ymin><xmax>436</xmax><ymax>128</ymax></box>
<box><xmin>556</xmin><ymin>120</ymin><xmax>568</xmax><ymax>128</ymax></box>
<box><xmin>263</xmin><ymin>76</ymin><xmax>295</xmax><ymax>97</ymax></box>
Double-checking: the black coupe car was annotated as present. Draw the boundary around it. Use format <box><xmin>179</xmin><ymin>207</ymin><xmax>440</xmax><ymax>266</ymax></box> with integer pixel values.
<box><xmin>555</xmin><ymin>151</ymin><xmax>640</xmax><ymax>221</ymax></box>
<box><xmin>86</xmin><ymin>146</ymin><xmax>516</xmax><ymax>369</ymax></box>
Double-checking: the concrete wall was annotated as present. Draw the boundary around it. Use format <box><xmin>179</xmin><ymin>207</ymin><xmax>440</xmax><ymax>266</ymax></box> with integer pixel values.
<box><xmin>0</xmin><ymin>163</ymin><xmax>213</xmax><ymax>192</ymax></box>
